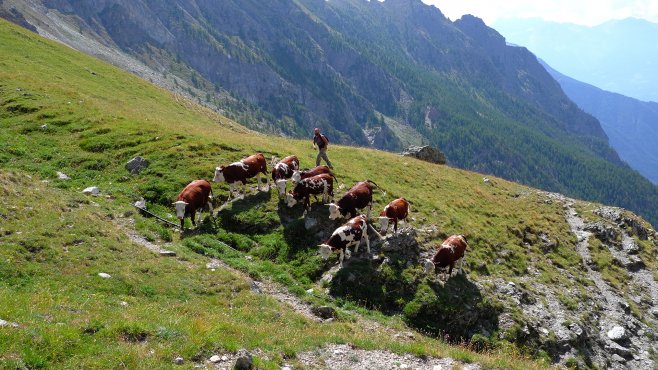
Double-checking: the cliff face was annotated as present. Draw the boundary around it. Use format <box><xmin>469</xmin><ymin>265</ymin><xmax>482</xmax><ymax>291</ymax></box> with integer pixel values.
<box><xmin>3</xmin><ymin>0</ymin><xmax>657</xmax><ymax>227</ymax></box>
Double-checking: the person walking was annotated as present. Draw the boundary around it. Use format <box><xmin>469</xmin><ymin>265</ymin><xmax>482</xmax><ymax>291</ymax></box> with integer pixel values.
<box><xmin>312</xmin><ymin>127</ymin><xmax>333</xmax><ymax>169</ymax></box>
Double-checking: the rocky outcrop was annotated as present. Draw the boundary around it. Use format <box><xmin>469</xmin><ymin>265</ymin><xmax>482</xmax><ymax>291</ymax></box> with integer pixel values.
<box><xmin>401</xmin><ymin>145</ymin><xmax>446</xmax><ymax>164</ymax></box>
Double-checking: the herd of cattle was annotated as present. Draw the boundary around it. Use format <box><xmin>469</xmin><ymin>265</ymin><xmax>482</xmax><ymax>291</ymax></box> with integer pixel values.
<box><xmin>173</xmin><ymin>152</ymin><xmax>468</xmax><ymax>279</ymax></box>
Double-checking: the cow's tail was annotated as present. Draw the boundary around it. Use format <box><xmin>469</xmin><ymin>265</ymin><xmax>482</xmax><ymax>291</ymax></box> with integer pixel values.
<box><xmin>366</xmin><ymin>179</ymin><xmax>386</xmax><ymax>196</ymax></box>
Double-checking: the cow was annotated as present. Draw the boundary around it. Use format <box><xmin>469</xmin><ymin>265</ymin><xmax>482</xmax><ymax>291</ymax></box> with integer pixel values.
<box><xmin>213</xmin><ymin>153</ymin><xmax>268</xmax><ymax>199</ymax></box>
<box><xmin>378</xmin><ymin>197</ymin><xmax>410</xmax><ymax>235</ymax></box>
<box><xmin>286</xmin><ymin>173</ymin><xmax>334</xmax><ymax>216</ymax></box>
<box><xmin>327</xmin><ymin>180</ymin><xmax>379</xmax><ymax>220</ymax></box>
<box><xmin>271</xmin><ymin>155</ymin><xmax>300</xmax><ymax>197</ymax></box>
<box><xmin>424</xmin><ymin>234</ymin><xmax>468</xmax><ymax>280</ymax></box>
<box><xmin>319</xmin><ymin>214</ymin><xmax>372</xmax><ymax>267</ymax></box>
<box><xmin>291</xmin><ymin>165</ymin><xmax>333</xmax><ymax>184</ymax></box>
<box><xmin>173</xmin><ymin>179</ymin><xmax>214</xmax><ymax>229</ymax></box>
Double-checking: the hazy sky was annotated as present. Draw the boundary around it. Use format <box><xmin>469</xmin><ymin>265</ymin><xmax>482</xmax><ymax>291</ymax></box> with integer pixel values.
<box><xmin>422</xmin><ymin>0</ymin><xmax>658</xmax><ymax>26</ymax></box>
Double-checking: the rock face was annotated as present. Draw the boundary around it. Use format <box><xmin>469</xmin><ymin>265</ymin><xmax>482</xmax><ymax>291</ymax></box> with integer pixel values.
<box><xmin>125</xmin><ymin>156</ymin><xmax>149</xmax><ymax>174</ymax></box>
<box><xmin>401</xmin><ymin>145</ymin><xmax>446</xmax><ymax>165</ymax></box>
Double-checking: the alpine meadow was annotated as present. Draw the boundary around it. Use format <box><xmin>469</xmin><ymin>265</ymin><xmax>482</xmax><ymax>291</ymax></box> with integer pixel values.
<box><xmin>1</xmin><ymin>3</ymin><xmax>658</xmax><ymax>370</ymax></box>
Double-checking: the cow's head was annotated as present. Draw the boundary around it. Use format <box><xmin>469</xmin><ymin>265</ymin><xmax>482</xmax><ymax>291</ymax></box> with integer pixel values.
<box><xmin>275</xmin><ymin>179</ymin><xmax>287</xmax><ymax>196</ymax></box>
<box><xmin>319</xmin><ymin>244</ymin><xmax>333</xmax><ymax>260</ymax></box>
<box><xmin>213</xmin><ymin>166</ymin><xmax>225</xmax><ymax>183</ymax></box>
<box><xmin>285</xmin><ymin>192</ymin><xmax>298</xmax><ymax>208</ymax></box>
<box><xmin>327</xmin><ymin>203</ymin><xmax>341</xmax><ymax>220</ymax></box>
<box><xmin>173</xmin><ymin>200</ymin><xmax>188</xmax><ymax>220</ymax></box>
<box><xmin>423</xmin><ymin>259</ymin><xmax>435</xmax><ymax>274</ymax></box>
<box><xmin>291</xmin><ymin>170</ymin><xmax>301</xmax><ymax>184</ymax></box>
<box><xmin>378</xmin><ymin>217</ymin><xmax>390</xmax><ymax>235</ymax></box>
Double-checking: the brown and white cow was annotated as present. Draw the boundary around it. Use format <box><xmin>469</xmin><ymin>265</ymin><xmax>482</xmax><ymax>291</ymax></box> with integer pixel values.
<box><xmin>424</xmin><ymin>234</ymin><xmax>468</xmax><ymax>280</ymax></box>
<box><xmin>291</xmin><ymin>165</ymin><xmax>333</xmax><ymax>184</ymax></box>
<box><xmin>173</xmin><ymin>179</ymin><xmax>214</xmax><ymax>229</ymax></box>
<box><xmin>378</xmin><ymin>198</ymin><xmax>410</xmax><ymax>235</ymax></box>
<box><xmin>213</xmin><ymin>153</ymin><xmax>268</xmax><ymax>199</ymax></box>
<box><xmin>271</xmin><ymin>155</ymin><xmax>300</xmax><ymax>197</ymax></box>
<box><xmin>286</xmin><ymin>173</ymin><xmax>334</xmax><ymax>215</ymax></box>
<box><xmin>319</xmin><ymin>214</ymin><xmax>371</xmax><ymax>267</ymax></box>
<box><xmin>327</xmin><ymin>180</ymin><xmax>379</xmax><ymax>220</ymax></box>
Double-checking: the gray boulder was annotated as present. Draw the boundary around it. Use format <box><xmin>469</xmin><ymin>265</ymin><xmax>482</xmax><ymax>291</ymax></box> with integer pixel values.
<box><xmin>125</xmin><ymin>156</ymin><xmax>149</xmax><ymax>174</ymax></box>
<box><xmin>401</xmin><ymin>145</ymin><xmax>446</xmax><ymax>164</ymax></box>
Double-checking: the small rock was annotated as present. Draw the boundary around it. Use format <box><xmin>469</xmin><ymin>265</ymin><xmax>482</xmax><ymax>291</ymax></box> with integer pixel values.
<box><xmin>98</xmin><ymin>272</ymin><xmax>111</xmax><ymax>279</ymax></box>
<box><xmin>311</xmin><ymin>306</ymin><xmax>337</xmax><ymax>319</ymax></box>
<box><xmin>611</xmin><ymin>354</ymin><xmax>627</xmax><ymax>363</ymax></box>
<box><xmin>250</xmin><ymin>281</ymin><xmax>262</xmax><ymax>294</ymax></box>
<box><xmin>245</xmin><ymin>255</ymin><xmax>253</xmax><ymax>261</ymax></box>
<box><xmin>619</xmin><ymin>301</ymin><xmax>630</xmax><ymax>312</ymax></box>
<box><xmin>607</xmin><ymin>326</ymin><xmax>627</xmax><ymax>342</ymax></box>
<box><xmin>159</xmin><ymin>250</ymin><xmax>176</xmax><ymax>257</ymax></box>
<box><xmin>281</xmin><ymin>366</ymin><xmax>291</xmax><ymax>370</ymax></box>
<box><xmin>125</xmin><ymin>156</ymin><xmax>149</xmax><ymax>175</ymax></box>
<box><xmin>650</xmin><ymin>308</ymin><xmax>658</xmax><ymax>318</ymax></box>
<box><xmin>221</xmin><ymin>355</ymin><xmax>228</xmax><ymax>361</ymax></box>
<box><xmin>173</xmin><ymin>357</ymin><xmax>184</xmax><ymax>365</ymax></box>
<box><xmin>134</xmin><ymin>198</ymin><xmax>146</xmax><ymax>209</ymax></box>
<box><xmin>306</xmin><ymin>288</ymin><xmax>314</xmax><ymax>294</ymax></box>
<box><xmin>119</xmin><ymin>301</ymin><xmax>129</xmax><ymax>307</ymax></box>
<box><xmin>234</xmin><ymin>353</ymin><xmax>253</xmax><ymax>370</ymax></box>
<box><xmin>209</xmin><ymin>355</ymin><xmax>221</xmax><ymax>363</ymax></box>
<box><xmin>56</xmin><ymin>171</ymin><xmax>70</xmax><ymax>180</ymax></box>
<box><xmin>40</xmin><ymin>124</ymin><xmax>48</xmax><ymax>129</ymax></box>
<box><xmin>82</xmin><ymin>186</ymin><xmax>100</xmax><ymax>196</ymax></box>
<box><xmin>0</xmin><ymin>319</ymin><xmax>19</xmax><ymax>328</ymax></box>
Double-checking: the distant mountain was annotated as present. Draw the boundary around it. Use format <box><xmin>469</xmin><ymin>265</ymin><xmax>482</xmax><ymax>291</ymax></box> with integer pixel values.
<box><xmin>493</xmin><ymin>17</ymin><xmax>658</xmax><ymax>103</ymax></box>
<box><xmin>2</xmin><ymin>0</ymin><xmax>658</xmax><ymax>225</ymax></box>
<box><xmin>540</xmin><ymin>60</ymin><xmax>658</xmax><ymax>185</ymax></box>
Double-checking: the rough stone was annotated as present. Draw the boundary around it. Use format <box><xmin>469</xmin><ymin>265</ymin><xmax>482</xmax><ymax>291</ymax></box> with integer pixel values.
<box><xmin>311</xmin><ymin>305</ymin><xmax>337</xmax><ymax>319</ymax></box>
<box><xmin>173</xmin><ymin>357</ymin><xmax>184</xmax><ymax>365</ymax></box>
<box><xmin>125</xmin><ymin>156</ymin><xmax>149</xmax><ymax>174</ymax></box>
<box><xmin>209</xmin><ymin>355</ymin><xmax>221</xmax><ymax>363</ymax></box>
<box><xmin>159</xmin><ymin>250</ymin><xmax>176</xmax><ymax>257</ymax></box>
<box><xmin>401</xmin><ymin>145</ymin><xmax>446</xmax><ymax>165</ymax></box>
<box><xmin>607</xmin><ymin>326</ymin><xmax>627</xmax><ymax>342</ymax></box>
<box><xmin>234</xmin><ymin>351</ymin><xmax>253</xmax><ymax>370</ymax></box>
<box><xmin>0</xmin><ymin>318</ymin><xmax>19</xmax><ymax>328</ymax></box>
<box><xmin>56</xmin><ymin>171</ymin><xmax>70</xmax><ymax>180</ymax></box>
<box><xmin>98</xmin><ymin>272</ymin><xmax>111</xmax><ymax>279</ymax></box>
<box><xmin>83</xmin><ymin>186</ymin><xmax>100</xmax><ymax>196</ymax></box>
<box><xmin>651</xmin><ymin>308</ymin><xmax>658</xmax><ymax>318</ymax></box>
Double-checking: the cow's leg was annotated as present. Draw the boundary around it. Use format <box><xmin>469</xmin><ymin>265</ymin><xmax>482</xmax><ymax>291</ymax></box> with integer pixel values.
<box><xmin>366</xmin><ymin>203</ymin><xmax>372</xmax><ymax>219</ymax></box>
<box><xmin>459</xmin><ymin>255</ymin><xmax>465</xmax><ymax>274</ymax></box>
<box><xmin>393</xmin><ymin>219</ymin><xmax>398</xmax><ymax>235</ymax></box>
<box><xmin>354</xmin><ymin>240</ymin><xmax>359</xmax><ymax>254</ymax></box>
<box><xmin>448</xmin><ymin>262</ymin><xmax>454</xmax><ymax>277</ymax></box>
<box><xmin>190</xmin><ymin>211</ymin><xmax>196</xmax><ymax>227</ymax></box>
<box><xmin>241</xmin><ymin>182</ymin><xmax>247</xmax><ymax>199</ymax></box>
<box><xmin>338</xmin><ymin>249</ymin><xmax>344</xmax><ymax>268</ymax></box>
<box><xmin>364</xmin><ymin>231</ymin><xmax>370</xmax><ymax>254</ymax></box>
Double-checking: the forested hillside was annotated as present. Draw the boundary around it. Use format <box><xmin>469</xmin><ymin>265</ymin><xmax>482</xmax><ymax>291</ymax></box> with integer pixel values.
<box><xmin>541</xmin><ymin>60</ymin><xmax>658</xmax><ymax>185</ymax></box>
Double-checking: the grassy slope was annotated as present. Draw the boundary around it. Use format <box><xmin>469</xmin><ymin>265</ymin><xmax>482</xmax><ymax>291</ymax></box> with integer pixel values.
<box><xmin>0</xmin><ymin>19</ymin><xmax>654</xmax><ymax>369</ymax></box>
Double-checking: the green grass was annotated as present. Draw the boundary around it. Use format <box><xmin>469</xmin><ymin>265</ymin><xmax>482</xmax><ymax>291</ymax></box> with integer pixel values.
<box><xmin>3</xmin><ymin>18</ymin><xmax>652</xmax><ymax>368</ymax></box>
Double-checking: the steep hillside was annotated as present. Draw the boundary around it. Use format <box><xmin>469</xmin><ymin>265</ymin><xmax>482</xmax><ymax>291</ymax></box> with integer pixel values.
<box><xmin>3</xmin><ymin>0</ymin><xmax>658</xmax><ymax>228</ymax></box>
<box><xmin>2</xmin><ymin>19</ymin><xmax>658</xmax><ymax>369</ymax></box>
<box><xmin>540</xmin><ymin>60</ymin><xmax>658</xmax><ymax>185</ymax></box>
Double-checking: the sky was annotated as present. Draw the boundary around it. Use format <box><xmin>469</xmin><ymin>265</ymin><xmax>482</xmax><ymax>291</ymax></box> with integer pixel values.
<box><xmin>421</xmin><ymin>0</ymin><xmax>658</xmax><ymax>26</ymax></box>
